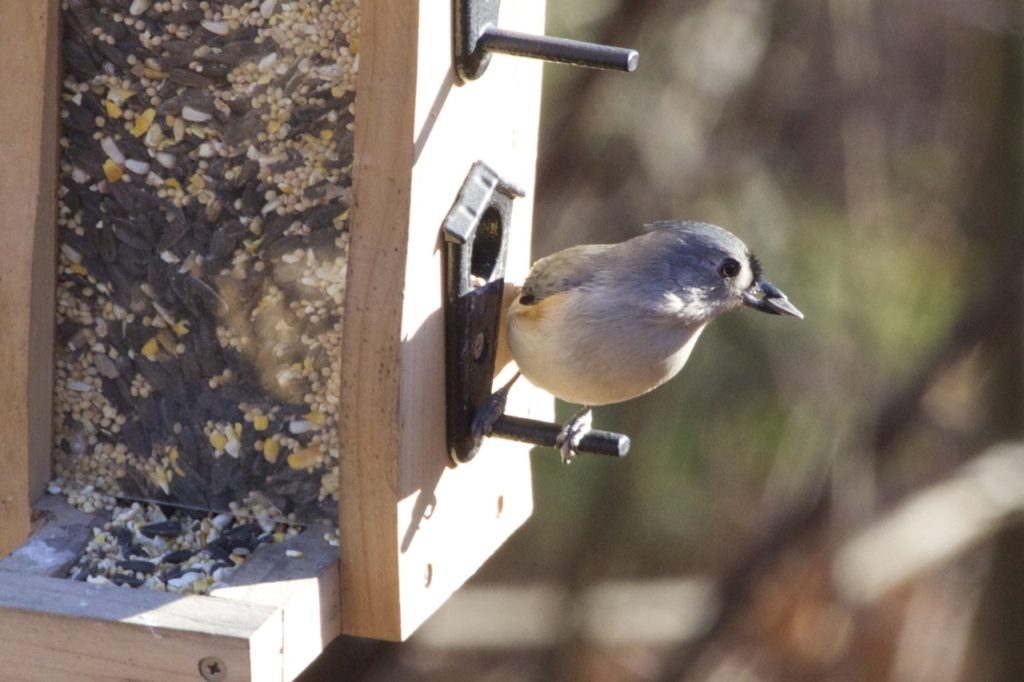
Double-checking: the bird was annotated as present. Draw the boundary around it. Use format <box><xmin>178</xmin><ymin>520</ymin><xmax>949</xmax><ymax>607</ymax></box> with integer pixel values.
<box><xmin>473</xmin><ymin>220</ymin><xmax>803</xmax><ymax>463</ymax></box>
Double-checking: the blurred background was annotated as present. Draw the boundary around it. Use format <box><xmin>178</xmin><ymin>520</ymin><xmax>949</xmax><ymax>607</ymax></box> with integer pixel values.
<box><xmin>309</xmin><ymin>0</ymin><xmax>1024</xmax><ymax>679</ymax></box>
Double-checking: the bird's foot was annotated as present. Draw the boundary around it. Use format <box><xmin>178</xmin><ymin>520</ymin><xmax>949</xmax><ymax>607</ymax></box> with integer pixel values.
<box><xmin>471</xmin><ymin>372</ymin><xmax>522</xmax><ymax>445</ymax></box>
<box><xmin>555</xmin><ymin>406</ymin><xmax>593</xmax><ymax>464</ymax></box>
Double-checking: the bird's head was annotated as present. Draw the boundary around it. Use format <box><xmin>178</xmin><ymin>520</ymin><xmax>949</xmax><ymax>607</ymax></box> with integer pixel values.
<box><xmin>636</xmin><ymin>221</ymin><xmax>804</xmax><ymax>323</ymax></box>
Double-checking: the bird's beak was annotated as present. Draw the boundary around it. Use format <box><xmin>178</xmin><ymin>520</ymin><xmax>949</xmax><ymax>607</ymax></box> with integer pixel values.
<box><xmin>743</xmin><ymin>279</ymin><xmax>804</xmax><ymax>319</ymax></box>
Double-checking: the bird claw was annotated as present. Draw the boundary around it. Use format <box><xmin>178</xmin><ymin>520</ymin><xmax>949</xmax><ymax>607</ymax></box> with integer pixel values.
<box><xmin>555</xmin><ymin>407</ymin><xmax>592</xmax><ymax>464</ymax></box>
<box><xmin>471</xmin><ymin>391</ymin><xmax>507</xmax><ymax>444</ymax></box>
<box><xmin>470</xmin><ymin>372</ymin><xmax>521</xmax><ymax>445</ymax></box>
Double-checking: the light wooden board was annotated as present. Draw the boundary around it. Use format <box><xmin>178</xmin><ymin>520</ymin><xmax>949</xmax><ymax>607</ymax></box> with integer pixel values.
<box><xmin>0</xmin><ymin>523</ymin><xmax>341</xmax><ymax>681</ymax></box>
<box><xmin>0</xmin><ymin>570</ymin><xmax>282</xmax><ymax>682</ymax></box>
<box><xmin>0</xmin><ymin>0</ymin><xmax>59</xmax><ymax>557</ymax></box>
<box><xmin>213</xmin><ymin>528</ymin><xmax>342</xmax><ymax>680</ymax></box>
<box><xmin>340</xmin><ymin>0</ymin><xmax>550</xmax><ymax>640</ymax></box>
<box><xmin>0</xmin><ymin>494</ymin><xmax>107</xmax><ymax>577</ymax></box>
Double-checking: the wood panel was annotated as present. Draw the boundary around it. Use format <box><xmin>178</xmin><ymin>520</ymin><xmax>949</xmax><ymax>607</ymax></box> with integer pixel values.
<box><xmin>340</xmin><ymin>0</ymin><xmax>551</xmax><ymax>640</ymax></box>
<box><xmin>0</xmin><ymin>496</ymin><xmax>340</xmax><ymax>681</ymax></box>
<box><xmin>0</xmin><ymin>0</ymin><xmax>60</xmax><ymax>557</ymax></box>
<box><xmin>0</xmin><ymin>570</ymin><xmax>282</xmax><ymax>682</ymax></box>
<box><xmin>212</xmin><ymin>529</ymin><xmax>342</xmax><ymax>680</ymax></box>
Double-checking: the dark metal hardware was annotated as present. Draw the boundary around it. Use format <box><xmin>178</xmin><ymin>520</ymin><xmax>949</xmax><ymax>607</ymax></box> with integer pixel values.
<box><xmin>491</xmin><ymin>415</ymin><xmax>629</xmax><ymax>458</ymax></box>
<box><xmin>454</xmin><ymin>0</ymin><xmax>639</xmax><ymax>81</ymax></box>
<box><xmin>442</xmin><ymin>161</ymin><xmax>631</xmax><ymax>464</ymax></box>
<box><xmin>443</xmin><ymin>162</ymin><xmax>520</xmax><ymax>464</ymax></box>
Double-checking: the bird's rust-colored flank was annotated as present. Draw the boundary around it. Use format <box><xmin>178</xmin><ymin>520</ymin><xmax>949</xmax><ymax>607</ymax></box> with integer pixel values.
<box><xmin>513</xmin><ymin>291</ymin><xmax>567</xmax><ymax>322</ymax></box>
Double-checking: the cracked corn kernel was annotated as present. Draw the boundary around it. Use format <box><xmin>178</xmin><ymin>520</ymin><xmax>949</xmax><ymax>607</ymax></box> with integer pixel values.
<box><xmin>209</xmin><ymin>431</ymin><xmax>228</xmax><ymax>452</ymax></box>
<box><xmin>169</xmin><ymin>447</ymin><xmax>185</xmax><ymax>476</ymax></box>
<box><xmin>253</xmin><ymin>414</ymin><xmax>269</xmax><ymax>431</ymax></box>
<box><xmin>106</xmin><ymin>87</ymin><xmax>135</xmax><ymax>105</ymax></box>
<box><xmin>132</xmin><ymin>108</ymin><xmax>156</xmax><ymax>137</ymax></box>
<box><xmin>263</xmin><ymin>438</ymin><xmax>280</xmax><ymax>463</ymax></box>
<box><xmin>287</xmin><ymin>447</ymin><xmax>319</xmax><ymax>470</ymax></box>
<box><xmin>102</xmin><ymin>159</ymin><xmax>123</xmax><ymax>182</ymax></box>
<box><xmin>140</xmin><ymin>337</ymin><xmax>159</xmax><ymax>359</ymax></box>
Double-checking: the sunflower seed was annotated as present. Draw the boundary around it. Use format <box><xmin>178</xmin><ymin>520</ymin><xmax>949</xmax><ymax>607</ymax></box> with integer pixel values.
<box><xmin>139</xmin><ymin>520</ymin><xmax>182</xmax><ymax>538</ymax></box>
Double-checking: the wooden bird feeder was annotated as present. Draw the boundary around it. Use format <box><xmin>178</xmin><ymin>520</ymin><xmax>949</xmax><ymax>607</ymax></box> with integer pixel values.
<box><xmin>0</xmin><ymin>0</ymin><xmax>550</xmax><ymax>677</ymax></box>
<box><xmin>0</xmin><ymin>0</ymin><xmax>638</xmax><ymax>674</ymax></box>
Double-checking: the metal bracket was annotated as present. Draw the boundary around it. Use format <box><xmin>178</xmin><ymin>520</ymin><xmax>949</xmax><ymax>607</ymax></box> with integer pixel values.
<box><xmin>443</xmin><ymin>162</ymin><xmax>519</xmax><ymax>464</ymax></box>
<box><xmin>454</xmin><ymin>0</ymin><xmax>639</xmax><ymax>82</ymax></box>
<box><xmin>442</xmin><ymin>162</ymin><xmax>631</xmax><ymax>464</ymax></box>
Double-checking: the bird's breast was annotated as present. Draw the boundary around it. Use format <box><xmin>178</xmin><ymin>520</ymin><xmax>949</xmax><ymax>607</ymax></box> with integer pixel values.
<box><xmin>506</xmin><ymin>290</ymin><xmax>706</xmax><ymax>405</ymax></box>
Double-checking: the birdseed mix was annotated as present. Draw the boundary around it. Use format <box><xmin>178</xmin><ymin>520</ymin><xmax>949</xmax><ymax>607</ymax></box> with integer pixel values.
<box><xmin>66</xmin><ymin>499</ymin><xmax>303</xmax><ymax>593</ymax></box>
<box><xmin>53</xmin><ymin>0</ymin><xmax>358</xmax><ymax>524</ymax></box>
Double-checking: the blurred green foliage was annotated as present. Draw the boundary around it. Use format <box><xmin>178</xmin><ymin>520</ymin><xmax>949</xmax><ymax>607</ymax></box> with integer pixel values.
<box><xmin>470</xmin><ymin>0</ymin><xmax>1024</xmax><ymax>675</ymax></box>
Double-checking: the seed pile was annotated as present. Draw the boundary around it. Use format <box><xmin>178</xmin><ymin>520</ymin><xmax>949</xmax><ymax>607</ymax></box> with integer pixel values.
<box><xmin>54</xmin><ymin>0</ymin><xmax>358</xmax><ymax>523</ymax></box>
<box><xmin>68</xmin><ymin>501</ymin><xmax>302</xmax><ymax>593</ymax></box>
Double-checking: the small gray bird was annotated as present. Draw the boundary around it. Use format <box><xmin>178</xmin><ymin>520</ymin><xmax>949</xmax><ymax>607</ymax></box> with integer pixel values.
<box><xmin>479</xmin><ymin>221</ymin><xmax>803</xmax><ymax>462</ymax></box>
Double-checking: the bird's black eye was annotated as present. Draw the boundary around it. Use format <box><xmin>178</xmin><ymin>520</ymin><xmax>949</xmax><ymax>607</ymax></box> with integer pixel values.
<box><xmin>718</xmin><ymin>258</ymin><xmax>742</xmax><ymax>279</ymax></box>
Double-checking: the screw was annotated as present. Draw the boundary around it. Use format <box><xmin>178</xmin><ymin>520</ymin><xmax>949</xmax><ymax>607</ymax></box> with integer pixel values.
<box><xmin>472</xmin><ymin>332</ymin><xmax>486</xmax><ymax>360</ymax></box>
<box><xmin>199</xmin><ymin>656</ymin><xmax>227</xmax><ymax>682</ymax></box>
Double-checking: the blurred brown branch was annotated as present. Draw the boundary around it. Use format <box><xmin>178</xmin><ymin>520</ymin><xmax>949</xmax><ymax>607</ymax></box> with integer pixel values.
<box><xmin>656</xmin><ymin>482</ymin><xmax>831</xmax><ymax>680</ymax></box>
<box><xmin>537</xmin><ymin>0</ymin><xmax>661</xmax><ymax>187</ymax></box>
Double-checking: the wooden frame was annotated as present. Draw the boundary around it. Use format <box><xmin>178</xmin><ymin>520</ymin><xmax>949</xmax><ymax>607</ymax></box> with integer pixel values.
<box><xmin>339</xmin><ymin>0</ymin><xmax>549</xmax><ymax>640</ymax></box>
<box><xmin>0</xmin><ymin>0</ymin><xmax>59</xmax><ymax>558</ymax></box>
<box><xmin>0</xmin><ymin>0</ymin><xmax>344</xmax><ymax>675</ymax></box>
<box><xmin>0</xmin><ymin>0</ymin><xmax>550</xmax><ymax>672</ymax></box>
<box><xmin>0</xmin><ymin>496</ymin><xmax>340</xmax><ymax>681</ymax></box>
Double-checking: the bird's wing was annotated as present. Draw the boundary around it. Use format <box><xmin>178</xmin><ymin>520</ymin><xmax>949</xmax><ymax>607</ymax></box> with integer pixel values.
<box><xmin>517</xmin><ymin>245</ymin><xmax>609</xmax><ymax>305</ymax></box>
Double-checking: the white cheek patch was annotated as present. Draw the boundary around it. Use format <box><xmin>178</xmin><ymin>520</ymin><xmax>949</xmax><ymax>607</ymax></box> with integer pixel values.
<box><xmin>661</xmin><ymin>291</ymin><xmax>686</xmax><ymax>315</ymax></box>
<box><xmin>662</xmin><ymin>288</ymin><xmax>716</xmax><ymax>321</ymax></box>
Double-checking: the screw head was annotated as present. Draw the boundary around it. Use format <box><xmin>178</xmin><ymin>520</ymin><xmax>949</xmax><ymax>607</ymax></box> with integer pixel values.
<box><xmin>199</xmin><ymin>656</ymin><xmax>227</xmax><ymax>682</ymax></box>
<box><xmin>472</xmin><ymin>332</ymin><xmax>486</xmax><ymax>360</ymax></box>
